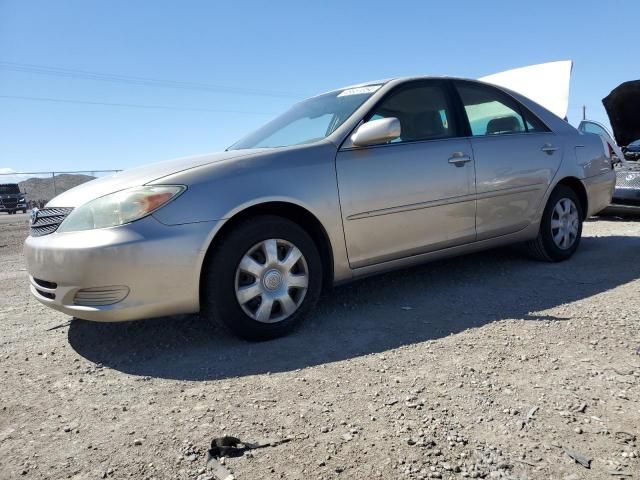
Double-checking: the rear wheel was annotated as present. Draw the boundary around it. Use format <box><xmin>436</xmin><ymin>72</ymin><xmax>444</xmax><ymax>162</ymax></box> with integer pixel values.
<box><xmin>525</xmin><ymin>185</ymin><xmax>583</xmax><ymax>262</ymax></box>
<box><xmin>202</xmin><ymin>215</ymin><xmax>322</xmax><ymax>340</ymax></box>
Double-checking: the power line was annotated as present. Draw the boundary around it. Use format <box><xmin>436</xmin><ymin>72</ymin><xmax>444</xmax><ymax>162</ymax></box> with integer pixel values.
<box><xmin>0</xmin><ymin>60</ymin><xmax>305</xmax><ymax>99</ymax></box>
<box><xmin>0</xmin><ymin>94</ymin><xmax>276</xmax><ymax>115</ymax></box>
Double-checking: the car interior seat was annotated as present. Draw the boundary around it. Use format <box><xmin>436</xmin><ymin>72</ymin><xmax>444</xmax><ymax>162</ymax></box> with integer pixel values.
<box><xmin>486</xmin><ymin>115</ymin><xmax>522</xmax><ymax>135</ymax></box>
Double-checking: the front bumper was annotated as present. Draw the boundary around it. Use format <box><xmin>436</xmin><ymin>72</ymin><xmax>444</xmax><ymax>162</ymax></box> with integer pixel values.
<box><xmin>611</xmin><ymin>186</ymin><xmax>640</xmax><ymax>207</ymax></box>
<box><xmin>24</xmin><ymin>215</ymin><xmax>220</xmax><ymax>321</ymax></box>
<box><xmin>600</xmin><ymin>186</ymin><xmax>640</xmax><ymax>215</ymax></box>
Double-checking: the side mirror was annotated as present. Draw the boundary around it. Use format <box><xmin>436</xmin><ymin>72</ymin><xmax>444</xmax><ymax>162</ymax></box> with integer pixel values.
<box><xmin>351</xmin><ymin>117</ymin><xmax>401</xmax><ymax>147</ymax></box>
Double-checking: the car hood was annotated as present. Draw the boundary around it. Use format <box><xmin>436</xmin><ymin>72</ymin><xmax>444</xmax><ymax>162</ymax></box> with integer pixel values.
<box><xmin>47</xmin><ymin>149</ymin><xmax>265</xmax><ymax>207</ymax></box>
<box><xmin>603</xmin><ymin>80</ymin><xmax>640</xmax><ymax>147</ymax></box>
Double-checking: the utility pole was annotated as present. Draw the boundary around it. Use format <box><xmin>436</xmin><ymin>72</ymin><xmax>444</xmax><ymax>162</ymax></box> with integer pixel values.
<box><xmin>582</xmin><ymin>105</ymin><xmax>586</xmax><ymax>120</ymax></box>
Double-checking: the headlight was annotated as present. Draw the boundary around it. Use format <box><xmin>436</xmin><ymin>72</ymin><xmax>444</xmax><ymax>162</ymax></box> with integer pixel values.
<box><xmin>58</xmin><ymin>185</ymin><xmax>185</xmax><ymax>233</ymax></box>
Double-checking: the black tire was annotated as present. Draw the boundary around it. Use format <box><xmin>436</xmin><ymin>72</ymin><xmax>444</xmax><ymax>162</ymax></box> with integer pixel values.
<box><xmin>525</xmin><ymin>185</ymin><xmax>583</xmax><ymax>262</ymax></box>
<box><xmin>22</xmin><ymin>209</ymin><xmax>26</xmax><ymax>214</ymax></box>
<box><xmin>202</xmin><ymin>215</ymin><xmax>323</xmax><ymax>341</ymax></box>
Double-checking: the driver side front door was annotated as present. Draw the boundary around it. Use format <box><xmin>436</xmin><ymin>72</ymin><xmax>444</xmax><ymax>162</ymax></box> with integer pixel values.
<box><xmin>336</xmin><ymin>81</ymin><xmax>476</xmax><ymax>269</ymax></box>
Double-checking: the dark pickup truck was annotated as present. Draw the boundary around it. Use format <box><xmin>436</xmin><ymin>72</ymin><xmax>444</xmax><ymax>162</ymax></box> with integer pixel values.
<box><xmin>0</xmin><ymin>184</ymin><xmax>28</xmax><ymax>214</ymax></box>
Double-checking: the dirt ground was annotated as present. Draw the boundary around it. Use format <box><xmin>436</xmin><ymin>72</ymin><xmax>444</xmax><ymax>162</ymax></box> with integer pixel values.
<box><xmin>0</xmin><ymin>212</ymin><xmax>638</xmax><ymax>480</ymax></box>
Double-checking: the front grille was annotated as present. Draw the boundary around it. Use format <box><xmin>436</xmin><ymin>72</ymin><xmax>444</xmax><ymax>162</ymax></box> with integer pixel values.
<box><xmin>73</xmin><ymin>286</ymin><xmax>130</xmax><ymax>306</ymax></box>
<box><xmin>616</xmin><ymin>169</ymin><xmax>640</xmax><ymax>189</ymax></box>
<box><xmin>1</xmin><ymin>198</ymin><xmax>18</xmax><ymax>208</ymax></box>
<box><xmin>30</xmin><ymin>207</ymin><xmax>73</xmax><ymax>237</ymax></box>
<box><xmin>612</xmin><ymin>197</ymin><xmax>640</xmax><ymax>207</ymax></box>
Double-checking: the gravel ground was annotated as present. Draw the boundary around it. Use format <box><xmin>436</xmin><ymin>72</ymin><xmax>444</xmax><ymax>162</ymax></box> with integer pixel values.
<box><xmin>1</xmin><ymin>213</ymin><xmax>639</xmax><ymax>480</ymax></box>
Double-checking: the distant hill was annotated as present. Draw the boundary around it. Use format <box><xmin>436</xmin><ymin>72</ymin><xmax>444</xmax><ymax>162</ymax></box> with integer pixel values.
<box><xmin>19</xmin><ymin>174</ymin><xmax>96</xmax><ymax>205</ymax></box>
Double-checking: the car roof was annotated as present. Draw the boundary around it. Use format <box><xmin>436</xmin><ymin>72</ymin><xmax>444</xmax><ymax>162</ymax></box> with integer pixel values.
<box><xmin>316</xmin><ymin>76</ymin><xmax>479</xmax><ymax>98</ymax></box>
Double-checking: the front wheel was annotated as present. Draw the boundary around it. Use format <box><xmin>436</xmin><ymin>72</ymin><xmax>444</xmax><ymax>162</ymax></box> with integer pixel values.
<box><xmin>202</xmin><ymin>215</ymin><xmax>322</xmax><ymax>341</ymax></box>
<box><xmin>525</xmin><ymin>185</ymin><xmax>583</xmax><ymax>262</ymax></box>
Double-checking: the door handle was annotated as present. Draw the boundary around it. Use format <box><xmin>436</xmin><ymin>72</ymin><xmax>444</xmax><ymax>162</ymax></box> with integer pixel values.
<box><xmin>541</xmin><ymin>144</ymin><xmax>558</xmax><ymax>154</ymax></box>
<box><xmin>448</xmin><ymin>153</ymin><xmax>472</xmax><ymax>167</ymax></box>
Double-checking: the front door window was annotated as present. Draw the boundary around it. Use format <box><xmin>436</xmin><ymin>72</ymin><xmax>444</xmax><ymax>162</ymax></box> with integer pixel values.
<box><xmin>363</xmin><ymin>83</ymin><xmax>458</xmax><ymax>144</ymax></box>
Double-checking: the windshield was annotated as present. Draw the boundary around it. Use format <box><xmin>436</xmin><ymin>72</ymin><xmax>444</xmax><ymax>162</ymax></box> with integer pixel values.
<box><xmin>0</xmin><ymin>184</ymin><xmax>20</xmax><ymax>195</ymax></box>
<box><xmin>229</xmin><ymin>85</ymin><xmax>382</xmax><ymax>150</ymax></box>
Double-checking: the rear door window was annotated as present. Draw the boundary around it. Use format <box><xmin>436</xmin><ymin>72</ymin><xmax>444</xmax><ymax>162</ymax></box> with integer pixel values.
<box><xmin>456</xmin><ymin>82</ymin><xmax>549</xmax><ymax>136</ymax></box>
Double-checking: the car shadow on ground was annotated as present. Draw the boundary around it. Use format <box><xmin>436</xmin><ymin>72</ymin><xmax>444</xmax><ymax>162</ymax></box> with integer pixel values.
<box><xmin>68</xmin><ymin>235</ymin><xmax>640</xmax><ymax>381</ymax></box>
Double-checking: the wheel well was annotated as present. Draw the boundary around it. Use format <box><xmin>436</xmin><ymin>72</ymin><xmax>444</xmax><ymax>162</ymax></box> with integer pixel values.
<box><xmin>556</xmin><ymin>177</ymin><xmax>588</xmax><ymax>219</ymax></box>
<box><xmin>201</xmin><ymin>202</ymin><xmax>334</xmax><ymax>292</ymax></box>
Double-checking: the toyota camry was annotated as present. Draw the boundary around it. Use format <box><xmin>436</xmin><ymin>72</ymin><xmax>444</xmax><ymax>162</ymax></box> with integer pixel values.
<box><xmin>25</xmin><ymin>76</ymin><xmax>616</xmax><ymax>339</ymax></box>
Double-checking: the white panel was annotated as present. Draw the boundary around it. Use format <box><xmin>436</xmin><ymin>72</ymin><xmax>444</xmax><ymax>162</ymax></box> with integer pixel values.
<box><xmin>480</xmin><ymin>60</ymin><xmax>573</xmax><ymax>119</ymax></box>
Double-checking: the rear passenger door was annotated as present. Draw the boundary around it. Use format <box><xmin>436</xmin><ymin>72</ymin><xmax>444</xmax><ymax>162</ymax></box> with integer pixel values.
<box><xmin>454</xmin><ymin>81</ymin><xmax>562</xmax><ymax>240</ymax></box>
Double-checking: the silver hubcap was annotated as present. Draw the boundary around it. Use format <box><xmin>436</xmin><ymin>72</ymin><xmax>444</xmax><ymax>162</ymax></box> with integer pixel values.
<box><xmin>234</xmin><ymin>239</ymin><xmax>309</xmax><ymax>323</ymax></box>
<box><xmin>551</xmin><ymin>198</ymin><xmax>579</xmax><ymax>250</ymax></box>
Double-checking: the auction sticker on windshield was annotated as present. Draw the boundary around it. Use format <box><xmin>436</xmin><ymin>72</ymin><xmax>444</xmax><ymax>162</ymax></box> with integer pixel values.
<box><xmin>337</xmin><ymin>85</ymin><xmax>381</xmax><ymax>97</ymax></box>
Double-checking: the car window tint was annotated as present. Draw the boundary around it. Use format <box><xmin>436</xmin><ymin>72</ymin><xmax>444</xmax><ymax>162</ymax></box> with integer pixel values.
<box><xmin>0</xmin><ymin>185</ymin><xmax>21</xmax><ymax>194</ymax></box>
<box><xmin>457</xmin><ymin>83</ymin><xmax>527</xmax><ymax>136</ymax></box>
<box><xmin>366</xmin><ymin>83</ymin><xmax>456</xmax><ymax>144</ymax></box>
